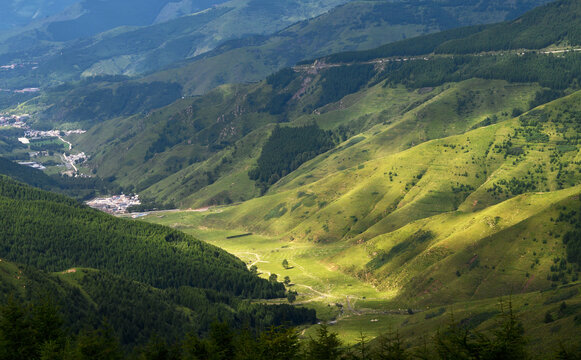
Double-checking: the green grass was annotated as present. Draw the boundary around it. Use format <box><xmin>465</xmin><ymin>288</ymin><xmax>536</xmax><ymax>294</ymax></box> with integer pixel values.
<box><xmin>139</xmin><ymin>89</ymin><xmax>581</xmax><ymax>355</ymax></box>
<box><xmin>142</xmin><ymin>206</ymin><xmax>581</xmax><ymax>354</ymax></box>
<box><xmin>73</xmin><ymin>73</ymin><xmax>541</xmax><ymax>210</ymax></box>
<box><xmin>144</xmin><ymin>211</ymin><xmax>390</xmax><ymax>302</ymax></box>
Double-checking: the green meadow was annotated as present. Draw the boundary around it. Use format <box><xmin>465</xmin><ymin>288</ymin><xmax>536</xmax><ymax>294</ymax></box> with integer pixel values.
<box><xmin>142</xmin><ymin>200</ymin><xmax>581</xmax><ymax>355</ymax></box>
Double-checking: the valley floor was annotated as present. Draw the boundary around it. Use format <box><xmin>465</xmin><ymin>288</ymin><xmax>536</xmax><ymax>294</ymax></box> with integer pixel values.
<box><xmin>139</xmin><ymin>208</ymin><xmax>581</xmax><ymax>356</ymax></box>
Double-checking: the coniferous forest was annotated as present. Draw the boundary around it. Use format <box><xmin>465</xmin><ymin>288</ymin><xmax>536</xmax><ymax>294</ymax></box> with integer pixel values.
<box><xmin>249</xmin><ymin>124</ymin><xmax>334</xmax><ymax>191</ymax></box>
<box><xmin>4</xmin><ymin>295</ymin><xmax>578</xmax><ymax>359</ymax></box>
<box><xmin>0</xmin><ymin>175</ymin><xmax>316</xmax><ymax>351</ymax></box>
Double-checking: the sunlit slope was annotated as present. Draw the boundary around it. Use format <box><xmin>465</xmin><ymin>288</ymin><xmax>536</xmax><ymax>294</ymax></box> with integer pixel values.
<box><xmin>333</xmin><ymin>186</ymin><xmax>581</xmax><ymax>305</ymax></box>
<box><xmin>85</xmin><ymin>78</ymin><xmax>539</xmax><ymax>209</ymax></box>
<box><xmin>272</xmin><ymin>79</ymin><xmax>540</xmax><ymax>192</ymax></box>
<box><xmin>56</xmin><ymin>0</ymin><xmax>581</xmax><ymax>211</ymax></box>
<box><xmin>71</xmin><ymin>0</ymin><xmax>581</xmax><ymax>208</ymax></box>
<box><xmin>135</xmin><ymin>81</ymin><xmax>449</xmax><ymax>207</ymax></box>
<box><xmin>201</xmin><ymin>85</ymin><xmax>575</xmax><ymax>240</ymax></box>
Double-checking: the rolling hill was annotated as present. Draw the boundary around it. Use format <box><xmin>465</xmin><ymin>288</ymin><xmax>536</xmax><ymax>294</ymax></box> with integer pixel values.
<box><xmin>0</xmin><ymin>0</ymin><xmax>78</xmax><ymax>31</ymax></box>
<box><xmin>1</xmin><ymin>0</ymin><xmax>556</xmax><ymax>131</ymax></box>
<box><xmin>0</xmin><ymin>0</ymin><xmax>552</xmax><ymax>93</ymax></box>
<box><xmin>118</xmin><ymin>2</ymin><xmax>581</xmax><ymax>354</ymax></box>
<box><xmin>140</xmin><ymin>58</ymin><xmax>581</xmax><ymax>359</ymax></box>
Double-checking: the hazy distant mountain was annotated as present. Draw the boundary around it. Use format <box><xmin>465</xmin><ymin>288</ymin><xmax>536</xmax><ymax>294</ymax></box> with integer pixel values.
<box><xmin>0</xmin><ymin>0</ymin><xmax>350</xmax><ymax>88</ymax></box>
<box><xmin>0</xmin><ymin>0</ymin><xmax>230</xmax><ymax>37</ymax></box>
<box><xmin>146</xmin><ymin>0</ymin><xmax>554</xmax><ymax>95</ymax></box>
<box><xmin>0</xmin><ymin>0</ymin><xmax>78</xmax><ymax>31</ymax></box>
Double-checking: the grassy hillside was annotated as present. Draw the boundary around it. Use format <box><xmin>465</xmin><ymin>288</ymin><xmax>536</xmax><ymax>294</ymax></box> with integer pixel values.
<box><xmin>3</xmin><ymin>1</ymin><xmax>581</xmax><ymax>355</ymax></box>
<box><xmin>54</xmin><ymin>0</ymin><xmax>581</xmax><ymax>211</ymax></box>
<box><xmin>80</xmin><ymin>74</ymin><xmax>543</xmax><ymax>209</ymax></box>
<box><xmin>185</xmin><ymin>89</ymin><xmax>581</xmax><ymax>240</ymax></box>
<box><xmin>141</xmin><ymin>90</ymin><xmax>581</xmax><ymax>356</ymax></box>
<box><xmin>145</xmin><ymin>205</ymin><xmax>581</xmax><ymax>356</ymax></box>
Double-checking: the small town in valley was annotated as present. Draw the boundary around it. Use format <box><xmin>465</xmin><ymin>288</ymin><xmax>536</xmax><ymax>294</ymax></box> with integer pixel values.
<box><xmin>1</xmin><ymin>111</ymin><xmax>89</xmax><ymax>176</ymax></box>
<box><xmin>85</xmin><ymin>194</ymin><xmax>141</xmax><ymax>214</ymax></box>
<box><xmin>0</xmin><ymin>113</ymin><xmax>29</xmax><ymax>128</ymax></box>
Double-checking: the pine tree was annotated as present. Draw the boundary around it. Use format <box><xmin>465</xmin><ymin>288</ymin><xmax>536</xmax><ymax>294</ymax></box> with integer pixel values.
<box><xmin>258</xmin><ymin>326</ymin><xmax>300</xmax><ymax>360</ymax></box>
<box><xmin>74</xmin><ymin>321</ymin><xmax>123</xmax><ymax>360</ymax></box>
<box><xmin>376</xmin><ymin>330</ymin><xmax>408</xmax><ymax>360</ymax></box>
<box><xmin>485</xmin><ymin>298</ymin><xmax>527</xmax><ymax>360</ymax></box>
<box><xmin>307</xmin><ymin>324</ymin><xmax>343</xmax><ymax>360</ymax></box>
<box><xmin>0</xmin><ymin>297</ymin><xmax>37</xmax><ymax>360</ymax></box>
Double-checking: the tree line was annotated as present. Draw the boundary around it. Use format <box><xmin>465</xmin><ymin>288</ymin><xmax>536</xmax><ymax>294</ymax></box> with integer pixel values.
<box><xmin>321</xmin><ymin>0</ymin><xmax>580</xmax><ymax>64</ymax></box>
<box><xmin>435</xmin><ymin>0</ymin><xmax>581</xmax><ymax>54</ymax></box>
<box><xmin>377</xmin><ymin>52</ymin><xmax>581</xmax><ymax>90</ymax></box>
<box><xmin>0</xmin><ymin>174</ymin><xmax>317</xmax><ymax>348</ymax></box>
<box><xmin>3</xmin><ymin>296</ymin><xmax>578</xmax><ymax>359</ymax></box>
<box><xmin>0</xmin><ymin>175</ymin><xmax>284</xmax><ymax>298</ymax></box>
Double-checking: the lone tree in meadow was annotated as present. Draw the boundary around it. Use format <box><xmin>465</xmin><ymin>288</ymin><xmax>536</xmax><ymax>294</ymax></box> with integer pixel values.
<box><xmin>282</xmin><ymin>259</ymin><xmax>289</xmax><ymax>269</ymax></box>
<box><xmin>269</xmin><ymin>273</ymin><xmax>278</xmax><ymax>283</ymax></box>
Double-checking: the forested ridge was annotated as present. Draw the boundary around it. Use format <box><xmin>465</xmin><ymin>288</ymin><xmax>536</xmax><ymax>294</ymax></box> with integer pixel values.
<box><xmin>435</xmin><ymin>0</ymin><xmax>581</xmax><ymax>53</ymax></box>
<box><xmin>0</xmin><ymin>261</ymin><xmax>316</xmax><ymax>348</ymax></box>
<box><xmin>378</xmin><ymin>52</ymin><xmax>581</xmax><ymax>90</ymax></box>
<box><xmin>316</xmin><ymin>25</ymin><xmax>489</xmax><ymax>64</ymax></box>
<box><xmin>0</xmin><ymin>156</ymin><xmax>121</xmax><ymax>200</ymax></box>
<box><xmin>0</xmin><ymin>175</ymin><xmax>282</xmax><ymax>297</ymax></box>
<box><xmin>321</xmin><ymin>0</ymin><xmax>581</xmax><ymax>64</ymax></box>
<box><xmin>0</xmin><ymin>175</ymin><xmax>319</xmax><ymax>349</ymax></box>
<box><xmin>0</xmin><ymin>156</ymin><xmax>59</xmax><ymax>190</ymax></box>
<box><xmin>5</xmin><ymin>1</ymin><xmax>581</xmax><ymax>358</ymax></box>
<box><xmin>35</xmin><ymin>80</ymin><xmax>183</xmax><ymax>128</ymax></box>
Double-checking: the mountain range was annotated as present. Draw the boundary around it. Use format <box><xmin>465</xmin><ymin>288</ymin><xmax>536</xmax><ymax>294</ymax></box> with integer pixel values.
<box><xmin>1</xmin><ymin>0</ymin><xmax>581</xmax><ymax>356</ymax></box>
<box><xmin>0</xmin><ymin>0</ymin><xmax>551</xmax><ymax>93</ymax></box>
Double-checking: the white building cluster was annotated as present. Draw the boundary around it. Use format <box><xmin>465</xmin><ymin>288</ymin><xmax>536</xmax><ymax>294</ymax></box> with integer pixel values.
<box><xmin>86</xmin><ymin>194</ymin><xmax>141</xmax><ymax>214</ymax></box>
<box><xmin>0</xmin><ymin>113</ymin><xmax>30</xmax><ymax>128</ymax></box>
